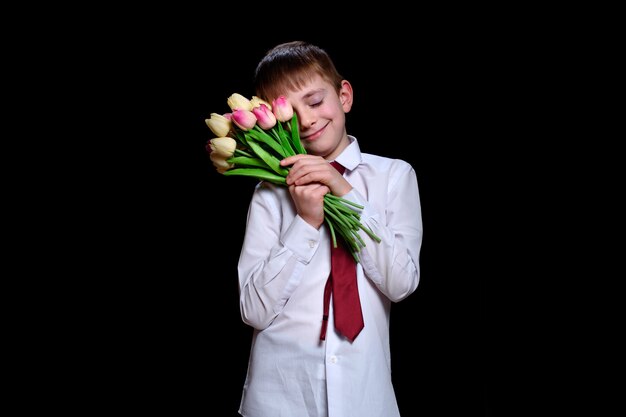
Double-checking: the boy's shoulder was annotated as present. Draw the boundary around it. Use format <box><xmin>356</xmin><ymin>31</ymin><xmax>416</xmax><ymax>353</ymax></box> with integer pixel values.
<box><xmin>361</xmin><ymin>152</ymin><xmax>415</xmax><ymax>172</ymax></box>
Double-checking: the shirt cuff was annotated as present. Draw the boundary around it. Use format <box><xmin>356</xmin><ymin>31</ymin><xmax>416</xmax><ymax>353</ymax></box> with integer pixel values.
<box><xmin>281</xmin><ymin>215</ymin><xmax>321</xmax><ymax>263</ymax></box>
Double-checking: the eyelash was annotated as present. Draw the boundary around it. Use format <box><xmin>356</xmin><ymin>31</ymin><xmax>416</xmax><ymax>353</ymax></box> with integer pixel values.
<box><xmin>310</xmin><ymin>101</ymin><xmax>322</xmax><ymax>108</ymax></box>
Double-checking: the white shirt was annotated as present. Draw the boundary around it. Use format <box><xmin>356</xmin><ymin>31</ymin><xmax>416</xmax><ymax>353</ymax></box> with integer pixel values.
<box><xmin>237</xmin><ymin>136</ymin><xmax>423</xmax><ymax>417</ymax></box>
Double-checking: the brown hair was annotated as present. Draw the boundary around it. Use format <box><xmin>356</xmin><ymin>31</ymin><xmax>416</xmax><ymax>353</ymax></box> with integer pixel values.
<box><xmin>254</xmin><ymin>41</ymin><xmax>343</xmax><ymax>102</ymax></box>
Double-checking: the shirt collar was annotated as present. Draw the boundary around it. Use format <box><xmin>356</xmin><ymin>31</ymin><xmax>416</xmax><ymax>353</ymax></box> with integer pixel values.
<box><xmin>333</xmin><ymin>135</ymin><xmax>362</xmax><ymax>172</ymax></box>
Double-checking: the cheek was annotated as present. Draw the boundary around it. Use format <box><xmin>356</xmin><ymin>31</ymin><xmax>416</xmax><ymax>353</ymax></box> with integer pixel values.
<box><xmin>319</xmin><ymin>103</ymin><xmax>342</xmax><ymax>119</ymax></box>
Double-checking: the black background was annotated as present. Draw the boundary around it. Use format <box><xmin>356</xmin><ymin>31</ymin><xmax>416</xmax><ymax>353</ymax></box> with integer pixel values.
<box><xmin>80</xmin><ymin>26</ymin><xmax>490</xmax><ymax>416</ymax></box>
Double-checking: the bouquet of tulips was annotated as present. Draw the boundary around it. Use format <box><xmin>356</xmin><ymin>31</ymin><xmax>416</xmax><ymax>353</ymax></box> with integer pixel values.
<box><xmin>205</xmin><ymin>93</ymin><xmax>380</xmax><ymax>262</ymax></box>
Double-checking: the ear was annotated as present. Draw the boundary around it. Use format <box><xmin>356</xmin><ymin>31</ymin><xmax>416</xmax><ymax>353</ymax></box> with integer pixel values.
<box><xmin>339</xmin><ymin>80</ymin><xmax>353</xmax><ymax>113</ymax></box>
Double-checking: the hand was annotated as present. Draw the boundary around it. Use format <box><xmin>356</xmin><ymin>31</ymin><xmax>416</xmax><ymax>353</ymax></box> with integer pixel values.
<box><xmin>280</xmin><ymin>154</ymin><xmax>352</xmax><ymax>197</ymax></box>
<box><xmin>287</xmin><ymin>182</ymin><xmax>329</xmax><ymax>229</ymax></box>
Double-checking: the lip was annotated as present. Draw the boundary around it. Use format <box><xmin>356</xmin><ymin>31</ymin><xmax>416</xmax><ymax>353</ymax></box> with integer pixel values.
<box><xmin>301</xmin><ymin>122</ymin><xmax>328</xmax><ymax>141</ymax></box>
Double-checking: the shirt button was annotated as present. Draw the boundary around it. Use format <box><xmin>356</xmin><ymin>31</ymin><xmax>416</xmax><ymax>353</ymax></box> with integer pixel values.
<box><xmin>308</xmin><ymin>240</ymin><xmax>316</xmax><ymax>248</ymax></box>
<box><xmin>329</xmin><ymin>356</ymin><xmax>337</xmax><ymax>363</ymax></box>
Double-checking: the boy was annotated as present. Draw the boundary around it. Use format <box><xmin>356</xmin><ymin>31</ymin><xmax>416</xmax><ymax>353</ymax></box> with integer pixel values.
<box><xmin>237</xmin><ymin>41</ymin><xmax>422</xmax><ymax>417</ymax></box>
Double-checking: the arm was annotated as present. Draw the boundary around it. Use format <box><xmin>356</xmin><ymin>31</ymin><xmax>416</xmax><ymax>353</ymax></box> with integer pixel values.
<box><xmin>283</xmin><ymin>154</ymin><xmax>423</xmax><ymax>302</ymax></box>
<box><xmin>351</xmin><ymin>163</ymin><xmax>423</xmax><ymax>301</ymax></box>
<box><xmin>237</xmin><ymin>183</ymin><xmax>323</xmax><ymax>329</ymax></box>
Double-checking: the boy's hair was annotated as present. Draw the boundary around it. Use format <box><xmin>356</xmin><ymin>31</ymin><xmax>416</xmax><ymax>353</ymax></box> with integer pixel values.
<box><xmin>254</xmin><ymin>41</ymin><xmax>343</xmax><ymax>102</ymax></box>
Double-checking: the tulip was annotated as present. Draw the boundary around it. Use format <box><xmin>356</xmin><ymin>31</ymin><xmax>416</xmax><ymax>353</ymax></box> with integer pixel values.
<box><xmin>227</xmin><ymin>93</ymin><xmax>253</xmax><ymax>111</ymax></box>
<box><xmin>272</xmin><ymin>96</ymin><xmax>294</xmax><ymax>122</ymax></box>
<box><xmin>205</xmin><ymin>113</ymin><xmax>232</xmax><ymax>138</ymax></box>
<box><xmin>210</xmin><ymin>152</ymin><xmax>234</xmax><ymax>174</ymax></box>
<box><xmin>251</xmin><ymin>104</ymin><xmax>277</xmax><ymax>130</ymax></box>
<box><xmin>250</xmin><ymin>96</ymin><xmax>272</xmax><ymax>110</ymax></box>
<box><xmin>231</xmin><ymin>109</ymin><xmax>257</xmax><ymax>131</ymax></box>
<box><xmin>208</xmin><ymin>137</ymin><xmax>237</xmax><ymax>157</ymax></box>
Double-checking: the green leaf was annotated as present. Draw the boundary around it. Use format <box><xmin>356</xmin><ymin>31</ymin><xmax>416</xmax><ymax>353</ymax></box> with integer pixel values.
<box><xmin>290</xmin><ymin>113</ymin><xmax>306</xmax><ymax>155</ymax></box>
<box><xmin>228</xmin><ymin>156</ymin><xmax>270</xmax><ymax>169</ymax></box>
<box><xmin>276</xmin><ymin>122</ymin><xmax>296</xmax><ymax>156</ymax></box>
<box><xmin>246</xmin><ymin>126</ymin><xmax>288</xmax><ymax>158</ymax></box>
<box><xmin>234</xmin><ymin>129</ymin><xmax>248</xmax><ymax>147</ymax></box>
<box><xmin>247</xmin><ymin>140</ymin><xmax>289</xmax><ymax>176</ymax></box>
<box><xmin>223</xmin><ymin>167</ymin><xmax>286</xmax><ymax>185</ymax></box>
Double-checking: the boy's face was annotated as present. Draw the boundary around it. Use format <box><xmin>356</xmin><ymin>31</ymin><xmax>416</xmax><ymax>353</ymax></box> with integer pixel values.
<box><xmin>282</xmin><ymin>74</ymin><xmax>353</xmax><ymax>161</ymax></box>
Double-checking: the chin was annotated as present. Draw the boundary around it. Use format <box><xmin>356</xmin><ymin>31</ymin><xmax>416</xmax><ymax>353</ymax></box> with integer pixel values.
<box><xmin>304</xmin><ymin>142</ymin><xmax>327</xmax><ymax>156</ymax></box>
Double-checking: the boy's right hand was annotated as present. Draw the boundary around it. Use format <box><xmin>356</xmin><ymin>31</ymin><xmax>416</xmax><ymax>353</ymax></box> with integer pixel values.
<box><xmin>280</xmin><ymin>154</ymin><xmax>352</xmax><ymax>197</ymax></box>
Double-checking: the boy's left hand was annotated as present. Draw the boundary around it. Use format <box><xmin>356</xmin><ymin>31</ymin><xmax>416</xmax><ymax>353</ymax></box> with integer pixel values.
<box><xmin>280</xmin><ymin>155</ymin><xmax>352</xmax><ymax>197</ymax></box>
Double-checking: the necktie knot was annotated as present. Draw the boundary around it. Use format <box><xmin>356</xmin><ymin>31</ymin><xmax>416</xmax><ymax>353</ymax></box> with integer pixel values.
<box><xmin>330</xmin><ymin>161</ymin><xmax>345</xmax><ymax>174</ymax></box>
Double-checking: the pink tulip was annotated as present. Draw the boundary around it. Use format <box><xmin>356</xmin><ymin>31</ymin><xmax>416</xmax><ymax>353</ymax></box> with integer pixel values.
<box><xmin>272</xmin><ymin>96</ymin><xmax>294</xmax><ymax>122</ymax></box>
<box><xmin>252</xmin><ymin>104</ymin><xmax>277</xmax><ymax>130</ymax></box>
<box><xmin>231</xmin><ymin>109</ymin><xmax>257</xmax><ymax>131</ymax></box>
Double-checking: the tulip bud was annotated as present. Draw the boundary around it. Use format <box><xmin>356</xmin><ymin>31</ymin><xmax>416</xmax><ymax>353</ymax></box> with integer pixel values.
<box><xmin>210</xmin><ymin>152</ymin><xmax>234</xmax><ymax>174</ymax></box>
<box><xmin>208</xmin><ymin>137</ymin><xmax>237</xmax><ymax>157</ymax></box>
<box><xmin>227</xmin><ymin>93</ymin><xmax>253</xmax><ymax>111</ymax></box>
<box><xmin>272</xmin><ymin>96</ymin><xmax>294</xmax><ymax>122</ymax></box>
<box><xmin>251</xmin><ymin>104</ymin><xmax>277</xmax><ymax>130</ymax></box>
<box><xmin>250</xmin><ymin>96</ymin><xmax>272</xmax><ymax>110</ymax></box>
<box><xmin>231</xmin><ymin>109</ymin><xmax>257</xmax><ymax>131</ymax></box>
<box><xmin>205</xmin><ymin>113</ymin><xmax>232</xmax><ymax>138</ymax></box>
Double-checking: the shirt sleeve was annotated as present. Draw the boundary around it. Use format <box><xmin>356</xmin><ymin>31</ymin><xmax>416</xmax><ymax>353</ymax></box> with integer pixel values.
<box><xmin>237</xmin><ymin>183</ymin><xmax>323</xmax><ymax>329</ymax></box>
<box><xmin>345</xmin><ymin>162</ymin><xmax>423</xmax><ymax>302</ymax></box>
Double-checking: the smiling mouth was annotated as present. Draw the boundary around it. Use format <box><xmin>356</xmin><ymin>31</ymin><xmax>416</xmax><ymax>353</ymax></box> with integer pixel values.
<box><xmin>302</xmin><ymin>123</ymin><xmax>328</xmax><ymax>141</ymax></box>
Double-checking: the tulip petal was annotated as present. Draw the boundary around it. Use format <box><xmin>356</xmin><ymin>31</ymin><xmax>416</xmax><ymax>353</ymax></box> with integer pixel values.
<box><xmin>227</xmin><ymin>93</ymin><xmax>253</xmax><ymax>111</ymax></box>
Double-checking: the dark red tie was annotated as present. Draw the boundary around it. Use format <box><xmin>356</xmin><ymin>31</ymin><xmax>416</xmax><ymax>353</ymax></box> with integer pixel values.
<box><xmin>320</xmin><ymin>161</ymin><xmax>364</xmax><ymax>342</ymax></box>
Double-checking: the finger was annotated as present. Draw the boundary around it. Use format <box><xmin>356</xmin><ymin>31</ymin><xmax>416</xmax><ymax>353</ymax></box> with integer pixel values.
<box><xmin>287</xmin><ymin>159</ymin><xmax>333</xmax><ymax>184</ymax></box>
<box><xmin>281</xmin><ymin>154</ymin><xmax>326</xmax><ymax>167</ymax></box>
<box><xmin>293</xmin><ymin>162</ymin><xmax>342</xmax><ymax>184</ymax></box>
<box><xmin>291</xmin><ymin>170</ymin><xmax>329</xmax><ymax>186</ymax></box>
<box><xmin>280</xmin><ymin>154</ymin><xmax>310</xmax><ymax>166</ymax></box>
<box><xmin>287</xmin><ymin>166</ymin><xmax>324</xmax><ymax>186</ymax></box>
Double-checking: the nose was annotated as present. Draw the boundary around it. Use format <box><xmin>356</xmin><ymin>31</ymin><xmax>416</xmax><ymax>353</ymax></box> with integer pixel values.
<box><xmin>296</xmin><ymin>108</ymin><xmax>315</xmax><ymax>131</ymax></box>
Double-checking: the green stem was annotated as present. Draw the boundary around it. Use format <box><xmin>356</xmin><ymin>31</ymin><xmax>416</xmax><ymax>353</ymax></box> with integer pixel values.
<box><xmin>325</xmin><ymin>193</ymin><xmax>364</xmax><ymax>210</ymax></box>
<box><xmin>359</xmin><ymin>223</ymin><xmax>382</xmax><ymax>243</ymax></box>
<box><xmin>324</xmin><ymin>207</ymin><xmax>360</xmax><ymax>253</ymax></box>
<box><xmin>234</xmin><ymin>148</ymin><xmax>254</xmax><ymax>158</ymax></box>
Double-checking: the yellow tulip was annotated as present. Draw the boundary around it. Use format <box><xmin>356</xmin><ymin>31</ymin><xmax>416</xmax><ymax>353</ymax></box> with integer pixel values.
<box><xmin>205</xmin><ymin>113</ymin><xmax>232</xmax><ymax>138</ymax></box>
<box><xmin>210</xmin><ymin>152</ymin><xmax>234</xmax><ymax>174</ymax></box>
<box><xmin>209</xmin><ymin>137</ymin><xmax>237</xmax><ymax>157</ymax></box>
<box><xmin>250</xmin><ymin>96</ymin><xmax>272</xmax><ymax>110</ymax></box>
<box><xmin>227</xmin><ymin>93</ymin><xmax>253</xmax><ymax>111</ymax></box>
